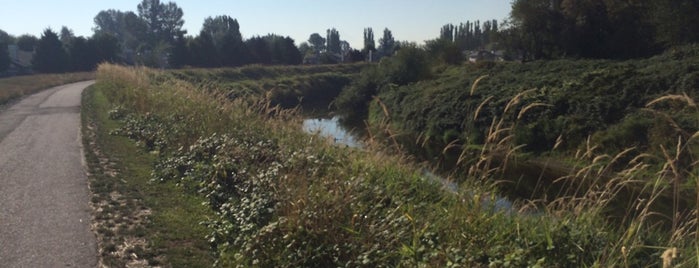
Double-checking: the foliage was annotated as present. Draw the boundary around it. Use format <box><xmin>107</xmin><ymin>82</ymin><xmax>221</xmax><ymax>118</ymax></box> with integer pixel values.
<box><xmin>439</xmin><ymin>20</ymin><xmax>499</xmax><ymax>51</ymax></box>
<box><xmin>307</xmin><ymin>33</ymin><xmax>326</xmax><ymax>53</ymax></box>
<box><xmin>377</xmin><ymin>28</ymin><xmax>396</xmax><ymax>58</ymax></box>
<box><xmin>335</xmin><ymin>46</ymin><xmax>431</xmax><ymax>120</ymax></box>
<box><xmin>93</xmin><ymin>9</ymin><xmax>147</xmax><ymax>57</ymax></box>
<box><xmin>201</xmin><ymin>15</ymin><xmax>245</xmax><ymax>67</ymax></box>
<box><xmin>137</xmin><ymin>0</ymin><xmax>185</xmax><ymax>44</ymax></box>
<box><xmin>363</xmin><ymin>27</ymin><xmax>376</xmax><ymax>55</ymax></box>
<box><xmin>249</xmin><ymin>35</ymin><xmax>302</xmax><ymax>65</ymax></box>
<box><xmin>95</xmin><ymin>63</ymin><xmax>698</xmax><ymax>267</ymax></box>
<box><xmin>32</xmin><ymin>29</ymin><xmax>69</xmax><ymax>73</ymax></box>
<box><xmin>0</xmin><ymin>29</ymin><xmax>13</xmax><ymax>45</ymax></box>
<box><xmin>16</xmin><ymin>34</ymin><xmax>38</xmax><ymax>52</ymax></box>
<box><xmin>169</xmin><ymin>63</ymin><xmax>362</xmax><ymax>109</ymax></box>
<box><xmin>505</xmin><ymin>0</ymin><xmax>699</xmax><ymax>60</ymax></box>
<box><xmin>326</xmin><ymin>28</ymin><xmax>341</xmax><ymax>55</ymax></box>
<box><xmin>360</xmin><ymin>45</ymin><xmax>699</xmax><ymax>158</ymax></box>
<box><xmin>83</xmin><ymin>84</ymin><xmax>215</xmax><ymax>267</ymax></box>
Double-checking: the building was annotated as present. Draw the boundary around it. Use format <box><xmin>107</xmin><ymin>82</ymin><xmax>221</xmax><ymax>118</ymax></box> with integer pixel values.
<box><xmin>467</xmin><ymin>50</ymin><xmax>504</xmax><ymax>63</ymax></box>
<box><xmin>6</xmin><ymin>45</ymin><xmax>33</xmax><ymax>74</ymax></box>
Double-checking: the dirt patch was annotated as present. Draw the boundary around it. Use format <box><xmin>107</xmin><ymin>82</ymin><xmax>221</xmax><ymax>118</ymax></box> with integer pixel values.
<box><xmin>83</xmin><ymin>120</ymin><xmax>164</xmax><ymax>267</ymax></box>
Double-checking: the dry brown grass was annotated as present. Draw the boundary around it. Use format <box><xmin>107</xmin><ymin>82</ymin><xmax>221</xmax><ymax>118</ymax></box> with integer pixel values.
<box><xmin>0</xmin><ymin>72</ymin><xmax>95</xmax><ymax>105</ymax></box>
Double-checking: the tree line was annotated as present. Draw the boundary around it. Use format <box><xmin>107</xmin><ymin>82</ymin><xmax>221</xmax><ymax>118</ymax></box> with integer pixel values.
<box><xmin>501</xmin><ymin>0</ymin><xmax>699</xmax><ymax>60</ymax></box>
<box><xmin>1</xmin><ymin>0</ymin><xmax>391</xmax><ymax>74</ymax></box>
<box><xmin>3</xmin><ymin>0</ymin><xmax>699</xmax><ymax>74</ymax></box>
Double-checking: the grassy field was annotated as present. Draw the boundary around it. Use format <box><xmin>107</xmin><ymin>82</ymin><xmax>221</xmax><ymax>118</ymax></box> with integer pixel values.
<box><xmin>85</xmin><ymin>63</ymin><xmax>697</xmax><ymax>267</ymax></box>
<box><xmin>0</xmin><ymin>72</ymin><xmax>95</xmax><ymax>105</ymax></box>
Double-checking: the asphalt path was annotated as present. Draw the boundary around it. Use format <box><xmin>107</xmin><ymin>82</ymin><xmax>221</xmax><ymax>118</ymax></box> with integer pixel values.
<box><xmin>0</xmin><ymin>81</ymin><xmax>97</xmax><ymax>267</ymax></box>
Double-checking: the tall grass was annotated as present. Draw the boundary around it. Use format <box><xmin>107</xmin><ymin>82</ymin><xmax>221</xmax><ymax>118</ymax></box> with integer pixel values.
<box><xmin>94</xmin><ymin>63</ymin><xmax>696</xmax><ymax>267</ymax></box>
<box><xmin>0</xmin><ymin>72</ymin><xmax>95</xmax><ymax>105</ymax></box>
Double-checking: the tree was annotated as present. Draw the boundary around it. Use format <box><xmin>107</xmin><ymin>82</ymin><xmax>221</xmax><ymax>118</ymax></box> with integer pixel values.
<box><xmin>276</xmin><ymin>35</ymin><xmax>302</xmax><ymax>65</ymax></box>
<box><xmin>67</xmin><ymin>37</ymin><xmax>96</xmax><ymax>71</ymax></box>
<box><xmin>169</xmin><ymin>35</ymin><xmax>189</xmax><ymax>68</ymax></box>
<box><xmin>308</xmin><ymin>33</ymin><xmax>326</xmax><ymax>53</ymax></box>
<box><xmin>189</xmin><ymin>31</ymin><xmax>219</xmax><ymax>67</ymax></box>
<box><xmin>509</xmin><ymin>0</ymin><xmax>567</xmax><ymax>59</ymax></box>
<box><xmin>363</xmin><ymin>27</ymin><xmax>375</xmax><ymax>54</ymax></box>
<box><xmin>649</xmin><ymin>0</ymin><xmax>699</xmax><ymax>47</ymax></box>
<box><xmin>93</xmin><ymin>10</ymin><xmax>124</xmax><ymax>36</ymax></box>
<box><xmin>202</xmin><ymin>16</ymin><xmax>241</xmax><ymax>48</ymax></box>
<box><xmin>326</xmin><ymin>28</ymin><xmax>341</xmax><ymax>55</ymax></box>
<box><xmin>16</xmin><ymin>35</ymin><xmax>38</xmax><ymax>52</ymax></box>
<box><xmin>33</xmin><ymin>29</ymin><xmax>68</xmax><ymax>73</ymax></box>
<box><xmin>91</xmin><ymin>32</ymin><xmax>120</xmax><ymax>64</ymax></box>
<box><xmin>246</xmin><ymin>35</ymin><xmax>302</xmax><ymax>65</ymax></box>
<box><xmin>202</xmin><ymin>16</ymin><xmax>245</xmax><ymax>66</ymax></box>
<box><xmin>137</xmin><ymin>0</ymin><xmax>185</xmax><ymax>44</ymax></box>
<box><xmin>93</xmin><ymin>9</ymin><xmax>147</xmax><ymax>62</ymax></box>
<box><xmin>59</xmin><ymin>26</ymin><xmax>75</xmax><ymax>47</ymax></box>
<box><xmin>0</xmin><ymin>29</ymin><xmax>14</xmax><ymax>45</ymax></box>
<box><xmin>246</xmin><ymin>36</ymin><xmax>271</xmax><ymax>64</ymax></box>
<box><xmin>378</xmin><ymin>28</ymin><xmax>396</xmax><ymax>57</ymax></box>
<box><xmin>265</xmin><ymin>35</ymin><xmax>297</xmax><ymax>65</ymax></box>
<box><xmin>346</xmin><ymin>49</ymin><xmax>364</xmax><ymax>63</ymax></box>
<box><xmin>440</xmin><ymin>24</ymin><xmax>455</xmax><ymax>42</ymax></box>
<box><xmin>505</xmin><ymin>0</ymin><xmax>660</xmax><ymax>59</ymax></box>
<box><xmin>298</xmin><ymin>42</ymin><xmax>311</xmax><ymax>57</ymax></box>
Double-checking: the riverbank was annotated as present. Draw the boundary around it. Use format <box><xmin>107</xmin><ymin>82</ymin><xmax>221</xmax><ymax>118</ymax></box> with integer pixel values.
<box><xmin>90</xmin><ymin>63</ymin><xmax>696</xmax><ymax>266</ymax></box>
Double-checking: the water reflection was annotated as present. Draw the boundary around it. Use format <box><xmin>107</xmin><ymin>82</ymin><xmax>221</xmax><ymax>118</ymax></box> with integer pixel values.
<box><xmin>302</xmin><ymin>115</ymin><xmax>516</xmax><ymax>214</ymax></box>
<box><xmin>302</xmin><ymin>116</ymin><xmax>363</xmax><ymax>148</ymax></box>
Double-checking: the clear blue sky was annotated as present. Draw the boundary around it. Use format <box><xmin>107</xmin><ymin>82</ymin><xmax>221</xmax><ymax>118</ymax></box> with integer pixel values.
<box><xmin>0</xmin><ymin>0</ymin><xmax>512</xmax><ymax>48</ymax></box>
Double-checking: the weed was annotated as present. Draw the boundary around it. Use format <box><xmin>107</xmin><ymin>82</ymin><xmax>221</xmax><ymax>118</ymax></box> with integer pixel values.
<box><xmin>92</xmin><ymin>62</ymin><xmax>698</xmax><ymax>267</ymax></box>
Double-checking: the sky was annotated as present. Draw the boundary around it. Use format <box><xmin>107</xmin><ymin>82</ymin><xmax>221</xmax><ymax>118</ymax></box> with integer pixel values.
<box><xmin>0</xmin><ymin>0</ymin><xmax>512</xmax><ymax>49</ymax></box>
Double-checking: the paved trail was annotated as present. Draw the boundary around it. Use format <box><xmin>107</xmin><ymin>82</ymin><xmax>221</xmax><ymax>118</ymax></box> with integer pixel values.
<box><xmin>0</xmin><ymin>81</ymin><xmax>97</xmax><ymax>267</ymax></box>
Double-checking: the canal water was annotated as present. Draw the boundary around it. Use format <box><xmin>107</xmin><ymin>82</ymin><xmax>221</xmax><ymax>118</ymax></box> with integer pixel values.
<box><xmin>302</xmin><ymin>116</ymin><xmax>516</xmax><ymax>214</ymax></box>
<box><xmin>302</xmin><ymin>116</ymin><xmax>363</xmax><ymax>148</ymax></box>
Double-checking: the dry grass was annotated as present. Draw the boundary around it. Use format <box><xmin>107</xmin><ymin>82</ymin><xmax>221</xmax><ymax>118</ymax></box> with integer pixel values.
<box><xmin>0</xmin><ymin>72</ymin><xmax>95</xmax><ymax>105</ymax></box>
<box><xmin>94</xmin><ymin>63</ymin><xmax>699</xmax><ymax>266</ymax></box>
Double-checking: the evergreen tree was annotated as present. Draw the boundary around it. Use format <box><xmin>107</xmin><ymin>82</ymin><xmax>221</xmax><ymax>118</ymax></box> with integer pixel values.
<box><xmin>33</xmin><ymin>29</ymin><xmax>69</xmax><ymax>73</ymax></box>
<box><xmin>67</xmin><ymin>37</ymin><xmax>96</xmax><ymax>71</ymax></box>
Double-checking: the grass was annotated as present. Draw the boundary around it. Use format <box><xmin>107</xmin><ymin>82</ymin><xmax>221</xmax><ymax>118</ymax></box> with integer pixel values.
<box><xmin>0</xmin><ymin>72</ymin><xmax>95</xmax><ymax>105</ymax></box>
<box><xmin>81</xmin><ymin>82</ymin><xmax>215</xmax><ymax>267</ymax></box>
<box><xmin>87</xmin><ymin>63</ymin><xmax>697</xmax><ymax>267</ymax></box>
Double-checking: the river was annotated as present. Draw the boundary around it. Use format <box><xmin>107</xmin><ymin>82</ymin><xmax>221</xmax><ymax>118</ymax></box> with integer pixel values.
<box><xmin>302</xmin><ymin>116</ymin><xmax>516</xmax><ymax>214</ymax></box>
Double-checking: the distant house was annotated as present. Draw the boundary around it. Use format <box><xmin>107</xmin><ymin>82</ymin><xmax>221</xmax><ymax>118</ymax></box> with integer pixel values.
<box><xmin>303</xmin><ymin>52</ymin><xmax>343</xmax><ymax>65</ymax></box>
<box><xmin>6</xmin><ymin>45</ymin><xmax>33</xmax><ymax>75</ymax></box>
<box><xmin>467</xmin><ymin>50</ymin><xmax>503</xmax><ymax>63</ymax></box>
